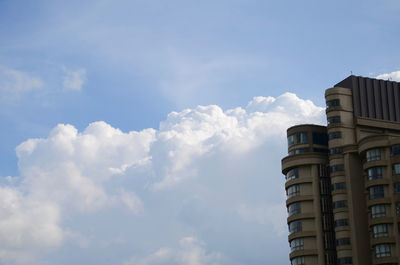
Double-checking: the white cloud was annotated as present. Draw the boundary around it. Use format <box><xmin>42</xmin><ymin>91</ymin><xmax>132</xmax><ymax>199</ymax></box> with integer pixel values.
<box><xmin>376</xmin><ymin>70</ymin><xmax>400</xmax><ymax>82</ymax></box>
<box><xmin>0</xmin><ymin>66</ymin><xmax>43</xmax><ymax>99</ymax></box>
<box><xmin>1</xmin><ymin>93</ymin><xmax>324</xmax><ymax>264</ymax></box>
<box><xmin>62</xmin><ymin>67</ymin><xmax>86</xmax><ymax>91</ymax></box>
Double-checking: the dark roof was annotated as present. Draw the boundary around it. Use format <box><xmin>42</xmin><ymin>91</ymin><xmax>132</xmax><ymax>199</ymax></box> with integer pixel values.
<box><xmin>335</xmin><ymin>75</ymin><xmax>400</xmax><ymax>89</ymax></box>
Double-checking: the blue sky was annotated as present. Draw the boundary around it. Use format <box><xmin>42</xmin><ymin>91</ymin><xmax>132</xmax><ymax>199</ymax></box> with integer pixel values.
<box><xmin>0</xmin><ymin>1</ymin><xmax>400</xmax><ymax>264</ymax></box>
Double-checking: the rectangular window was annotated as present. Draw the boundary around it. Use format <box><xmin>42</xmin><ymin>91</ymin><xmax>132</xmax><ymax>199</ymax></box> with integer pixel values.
<box><xmin>333</xmin><ymin>200</ymin><xmax>347</xmax><ymax>209</ymax></box>
<box><xmin>312</xmin><ymin>132</ymin><xmax>328</xmax><ymax>146</ymax></box>
<box><xmin>396</xmin><ymin>203</ymin><xmax>400</xmax><ymax>215</ymax></box>
<box><xmin>328</xmin><ymin>131</ymin><xmax>341</xmax><ymax>140</ymax></box>
<box><xmin>327</xmin><ymin>116</ymin><xmax>341</xmax><ymax>125</ymax></box>
<box><xmin>391</xmin><ymin>144</ymin><xmax>400</xmax><ymax>156</ymax></box>
<box><xmin>287</xmin><ymin>185</ymin><xmax>300</xmax><ymax>198</ymax></box>
<box><xmin>289</xmin><ymin>148</ymin><xmax>308</xmax><ymax>155</ymax></box>
<box><xmin>287</xmin><ymin>132</ymin><xmax>308</xmax><ymax>147</ymax></box>
<box><xmin>291</xmin><ymin>256</ymin><xmax>305</xmax><ymax>265</ymax></box>
<box><xmin>338</xmin><ymin>257</ymin><xmax>352</xmax><ymax>265</ymax></box>
<box><xmin>372</xmin><ymin>224</ymin><xmax>388</xmax><ymax>238</ymax></box>
<box><xmin>288</xmin><ymin>220</ymin><xmax>302</xmax><ymax>234</ymax></box>
<box><xmin>286</xmin><ymin>168</ymin><xmax>298</xmax><ymax>181</ymax></box>
<box><xmin>320</xmin><ymin>179</ymin><xmax>331</xmax><ymax>195</ymax></box>
<box><xmin>331</xmin><ymin>164</ymin><xmax>344</xmax><ymax>173</ymax></box>
<box><xmin>334</xmin><ymin>219</ymin><xmax>348</xmax><ymax>227</ymax></box>
<box><xmin>287</xmin><ymin>202</ymin><xmax>301</xmax><ymax>216</ymax></box>
<box><xmin>326</xmin><ymin>99</ymin><xmax>340</xmax><ymax>108</ymax></box>
<box><xmin>369</xmin><ymin>185</ymin><xmax>384</xmax><ymax>200</ymax></box>
<box><xmin>366</xmin><ymin>148</ymin><xmax>381</xmax><ymax>162</ymax></box>
<box><xmin>336</xmin><ymin>238</ymin><xmax>351</xmax><ymax>246</ymax></box>
<box><xmin>329</xmin><ymin>147</ymin><xmax>342</xmax><ymax>155</ymax></box>
<box><xmin>375</xmin><ymin>244</ymin><xmax>391</xmax><ymax>258</ymax></box>
<box><xmin>290</xmin><ymin>238</ymin><xmax>304</xmax><ymax>252</ymax></box>
<box><xmin>367</xmin><ymin>167</ymin><xmax>383</xmax><ymax>180</ymax></box>
<box><xmin>332</xmin><ymin>182</ymin><xmax>346</xmax><ymax>191</ymax></box>
<box><xmin>395</xmin><ymin>183</ymin><xmax>400</xmax><ymax>194</ymax></box>
<box><xmin>393</xmin><ymin>164</ymin><xmax>400</xmax><ymax>175</ymax></box>
<box><xmin>371</xmin><ymin>205</ymin><xmax>386</xmax><ymax>218</ymax></box>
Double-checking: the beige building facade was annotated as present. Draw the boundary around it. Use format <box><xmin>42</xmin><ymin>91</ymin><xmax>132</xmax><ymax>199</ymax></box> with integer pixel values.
<box><xmin>282</xmin><ymin>76</ymin><xmax>400</xmax><ymax>265</ymax></box>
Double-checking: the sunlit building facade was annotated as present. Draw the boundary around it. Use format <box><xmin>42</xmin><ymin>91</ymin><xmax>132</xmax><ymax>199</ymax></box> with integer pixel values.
<box><xmin>281</xmin><ymin>75</ymin><xmax>400</xmax><ymax>265</ymax></box>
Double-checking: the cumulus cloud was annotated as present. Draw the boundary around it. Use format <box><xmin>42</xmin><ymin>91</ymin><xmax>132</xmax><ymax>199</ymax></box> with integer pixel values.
<box><xmin>1</xmin><ymin>92</ymin><xmax>324</xmax><ymax>264</ymax></box>
<box><xmin>376</xmin><ymin>70</ymin><xmax>400</xmax><ymax>82</ymax></box>
<box><xmin>0</xmin><ymin>65</ymin><xmax>43</xmax><ymax>99</ymax></box>
<box><xmin>62</xmin><ymin>67</ymin><xmax>86</xmax><ymax>91</ymax></box>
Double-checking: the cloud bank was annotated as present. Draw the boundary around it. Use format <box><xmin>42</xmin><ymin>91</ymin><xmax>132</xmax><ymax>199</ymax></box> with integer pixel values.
<box><xmin>376</xmin><ymin>70</ymin><xmax>400</xmax><ymax>82</ymax></box>
<box><xmin>1</xmin><ymin>92</ymin><xmax>324</xmax><ymax>265</ymax></box>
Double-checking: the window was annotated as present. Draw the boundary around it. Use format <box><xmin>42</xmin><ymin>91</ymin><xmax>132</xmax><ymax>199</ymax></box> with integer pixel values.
<box><xmin>395</xmin><ymin>183</ymin><xmax>400</xmax><ymax>194</ymax></box>
<box><xmin>371</xmin><ymin>205</ymin><xmax>386</xmax><ymax>218</ymax></box>
<box><xmin>372</xmin><ymin>224</ymin><xmax>388</xmax><ymax>238</ymax></box>
<box><xmin>375</xmin><ymin>244</ymin><xmax>391</xmax><ymax>258</ymax></box>
<box><xmin>286</xmin><ymin>168</ymin><xmax>298</xmax><ymax>181</ymax></box>
<box><xmin>287</xmin><ymin>185</ymin><xmax>300</xmax><ymax>198</ymax></box>
<box><xmin>367</xmin><ymin>167</ymin><xmax>383</xmax><ymax>180</ymax></box>
<box><xmin>333</xmin><ymin>200</ymin><xmax>347</xmax><ymax>209</ymax></box>
<box><xmin>327</xmin><ymin>116</ymin><xmax>341</xmax><ymax>125</ymax></box>
<box><xmin>332</xmin><ymin>182</ymin><xmax>346</xmax><ymax>191</ymax></box>
<box><xmin>329</xmin><ymin>147</ymin><xmax>342</xmax><ymax>155</ymax></box>
<box><xmin>291</xmin><ymin>256</ymin><xmax>304</xmax><ymax>265</ymax></box>
<box><xmin>393</xmin><ymin>164</ymin><xmax>400</xmax><ymax>175</ymax></box>
<box><xmin>331</xmin><ymin>164</ymin><xmax>344</xmax><ymax>173</ymax></box>
<box><xmin>366</xmin><ymin>148</ymin><xmax>381</xmax><ymax>162</ymax></box>
<box><xmin>290</xmin><ymin>238</ymin><xmax>304</xmax><ymax>252</ymax></box>
<box><xmin>396</xmin><ymin>203</ymin><xmax>400</xmax><ymax>215</ymax></box>
<box><xmin>288</xmin><ymin>202</ymin><xmax>301</xmax><ymax>216</ymax></box>
<box><xmin>287</xmin><ymin>132</ymin><xmax>308</xmax><ymax>147</ymax></box>
<box><xmin>369</xmin><ymin>185</ymin><xmax>384</xmax><ymax>199</ymax></box>
<box><xmin>334</xmin><ymin>219</ymin><xmax>348</xmax><ymax>227</ymax></box>
<box><xmin>337</xmin><ymin>257</ymin><xmax>352</xmax><ymax>265</ymax></box>
<box><xmin>312</xmin><ymin>132</ymin><xmax>328</xmax><ymax>146</ymax></box>
<box><xmin>288</xmin><ymin>220</ymin><xmax>302</xmax><ymax>234</ymax></box>
<box><xmin>320</xmin><ymin>179</ymin><xmax>331</xmax><ymax>195</ymax></box>
<box><xmin>328</xmin><ymin>131</ymin><xmax>341</xmax><ymax>140</ymax></box>
<box><xmin>313</xmin><ymin>148</ymin><xmax>329</xmax><ymax>153</ymax></box>
<box><xmin>289</xmin><ymin>148</ymin><xmax>308</xmax><ymax>155</ymax></box>
<box><xmin>326</xmin><ymin>99</ymin><xmax>340</xmax><ymax>108</ymax></box>
<box><xmin>336</xmin><ymin>238</ymin><xmax>350</xmax><ymax>246</ymax></box>
<box><xmin>391</xmin><ymin>144</ymin><xmax>400</xmax><ymax>156</ymax></box>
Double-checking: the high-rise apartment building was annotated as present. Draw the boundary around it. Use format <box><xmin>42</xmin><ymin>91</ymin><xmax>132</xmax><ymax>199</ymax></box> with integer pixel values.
<box><xmin>281</xmin><ymin>75</ymin><xmax>400</xmax><ymax>265</ymax></box>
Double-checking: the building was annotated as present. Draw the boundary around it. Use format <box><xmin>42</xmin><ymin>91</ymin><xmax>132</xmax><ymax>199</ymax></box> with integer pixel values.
<box><xmin>281</xmin><ymin>75</ymin><xmax>400</xmax><ymax>265</ymax></box>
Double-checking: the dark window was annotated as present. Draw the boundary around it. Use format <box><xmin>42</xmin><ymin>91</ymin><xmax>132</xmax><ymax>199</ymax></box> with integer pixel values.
<box><xmin>288</xmin><ymin>220</ymin><xmax>302</xmax><ymax>234</ymax></box>
<box><xmin>328</xmin><ymin>131</ymin><xmax>342</xmax><ymax>140</ymax></box>
<box><xmin>333</xmin><ymin>200</ymin><xmax>347</xmax><ymax>209</ymax></box>
<box><xmin>287</xmin><ymin>132</ymin><xmax>308</xmax><ymax>147</ymax></box>
<box><xmin>369</xmin><ymin>185</ymin><xmax>384</xmax><ymax>199</ymax></box>
<box><xmin>371</xmin><ymin>205</ymin><xmax>386</xmax><ymax>218</ymax></box>
<box><xmin>338</xmin><ymin>257</ymin><xmax>352</xmax><ymax>265</ymax></box>
<box><xmin>290</xmin><ymin>238</ymin><xmax>304</xmax><ymax>252</ymax></box>
<box><xmin>320</xmin><ymin>197</ymin><xmax>332</xmax><ymax>213</ymax></box>
<box><xmin>331</xmin><ymin>164</ymin><xmax>344</xmax><ymax>173</ymax></box>
<box><xmin>372</xmin><ymin>224</ymin><xmax>388</xmax><ymax>238</ymax></box>
<box><xmin>332</xmin><ymin>182</ymin><xmax>346</xmax><ymax>191</ymax></box>
<box><xmin>286</xmin><ymin>168</ymin><xmax>298</xmax><ymax>181</ymax></box>
<box><xmin>289</xmin><ymin>148</ymin><xmax>308</xmax><ymax>155</ymax></box>
<box><xmin>366</xmin><ymin>148</ymin><xmax>381</xmax><ymax>162</ymax></box>
<box><xmin>395</xmin><ymin>183</ymin><xmax>400</xmax><ymax>194</ymax></box>
<box><xmin>334</xmin><ymin>219</ymin><xmax>348</xmax><ymax>227</ymax></box>
<box><xmin>291</xmin><ymin>256</ymin><xmax>304</xmax><ymax>265</ymax></box>
<box><xmin>367</xmin><ymin>167</ymin><xmax>383</xmax><ymax>180</ymax></box>
<box><xmin>326</xmin><ymin>99</ymin><xmax>340</xmax><ymax>108</ymax></box>
<box><xmin>313</xmin><ymin>148</ymin><xmax>329</xmax><ymax>153</ymax></box>
<box><xmin>375</xmin><ymin>244</ymin><xmax>391</xmax><ymax>258</ymax></box>
<box><xmin>327</xmin><ymin>116</ymin><xmax>341</xmax><ymax>125</ymax></box>
<box><xmin>391</xmin><ymin>144</ymin><xmax>400</xmax><ymax>156</ymax></box>
<box><xmin>287</xmin><ymin>185</ymin><xmax>300</xmax><ymax>198</ymax></box>
<box><xmin>393</xmin><ymin>164</ymin><xmax>400</xmax><ymax>175</ymax></box>
<box><xmin>336</xmin><ymin>238</ymin><xmax>351</xmax><ymax>246</ymax></box>
<box><xmin>287</xmin><ymin>202</ymin><xmax>301</xmax><ymax>216</ymax></box>
<box><xmin>312</xmin><ymin>132</ymin><xmax>328</xmax><ymax>146</ymax></box>
<box><xmin>396</xmin><ymin>203</ymin><xmax>400</xmax><ymax>215</ymax></box>
<box><xmin>329</xmin><ymin>147</ymin><xmax>342</xmax><ymax>155</ymax></box>
<box><xmin>320</xmin><ymin>179</ymin><xmax>331</xmax><ymax>195</ymax></box>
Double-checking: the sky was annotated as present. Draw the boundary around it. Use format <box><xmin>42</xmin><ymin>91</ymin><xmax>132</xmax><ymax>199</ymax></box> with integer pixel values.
<box><xmin>0</xmin><ymin>1</ymin><xmax>400</xmax><ymax>264</ymax></box>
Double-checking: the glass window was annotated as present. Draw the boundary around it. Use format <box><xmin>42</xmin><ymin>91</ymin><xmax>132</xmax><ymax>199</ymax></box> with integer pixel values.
<box><xmin>329</xmin><ymin>147</ymin><xmax>342</xmax><ymax>155</ymax></box>
<box><xmin>287</xmin><ymin>185</ymin><xmax>300</xmax><ymax>198</ymax></box>
<box><xmin>332</xmin><ymin>182</ymin><xmax>346</xmax><ymax>191</ymax></box>
<box><xmin>391</xmin><ymin>144</ymin><xmax>400</xmax><ymax>156</ymax></box>
<box><xmin>337</xmin><ymin>257</ymin><xmax>352</xmax><ymax>265</ymax></box>
<box><xmin>312</xmin><ymin>132</ymin><xmax>328</xmax><ymax>146</ymax></box>
<box><xmin>286</xmin><ymin>168</ymin><xmax>298</xmax><ymax>181</ymax></box>
<box><xmin>395</xmin><ymin>183</ymin><xmax>400</xmax><ymax>194</ymax></box>
<box><xmin>290</xmin><ymin>238</ymin><xmax>304</xmax><ymax>252</ymax></box>
<box><xmin>333</xmin><ymin>200</ymin><xmax>347</xmax><ymax>209</ymax></box>
<box><xmin>334</xmin><ymin>219</ymin><xmax>348</xmax><ymax>227</ymax></box>
<box><xmin>396</xmin><ymin>203</ymin><xmax>400</xmax><ymax>215</ymax></box>
<box><xmin>393</xmin><ymin>164</ymin><xmax>400</xmax><ymax>175</ymax></box>
<box><xmin>287</xmin><ymin>132</ymin><xmax>308</xmax><ymax>147</ymax></box>
<box><xmin>336</xmin><ymin>238</ymin><xmax>351</xmax><ymax>246</ymax></box>
<box><xmin>367</xmin><ymin>167</ymin><xmax>383</xmax><ymax>180</ymax></box>
<box><xmin>288</xmin><ymin>220</ymin><xmax>302</xmax><ymax>234</ymax></box>
<box><xmin>371</xmin><ymin>205</ymin><xmax>386</xmax><ymax>218</ymax></box>
<box><xmin>313</xmin><ymin>148</ymin><xmax>329</xmax><ymax>153</ymax></box>
<box><xmin>288</xmin><ymin>202</ymin><xmax>301</xmax><ymax>216</ymax></box>
<box><xmin>326</xmin><ymin>99</ymin><xmax>340</xmax><ymax>108</ymax></box>
<box><xmin>291</xmin><ymin>256</ymin><xmax>304</xmax><ymax>265</ymax></box>
<box><xmin>328</xmin><ymin>131</ymin><xmax>341</xmax><ymax>140</ymax></box>
<box><xmin>366</xmin><ymin>148</ymin><xmax>381</xmax><ymax>162</ymax></box>
<box><xmin>369</xmin><ymin>185</ymin><xmax>384</xmax><ymax>199</ymax></box>
<box><xmin>372</xmin><ymin>224</ymin><xmax>388</xmax><ymax>238</ymax></box>
<box><xmin>327</xmin><ymin>116</ymin><xmax>341</xmax><ymax>125</ymax></box>
<box><xmin>375</xmin><ymin>244</ymin><xmax>391</xmax><ymax>258</ymax></box>
<box><xmin>289</xmin><ymin>148</ymin><xmax>308</xmax><ymax>155</ymax></box>
<box><xmin>331</xmin><ymin>164</ymin><xmax>344</xmax><ymax>173</ymax></box>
